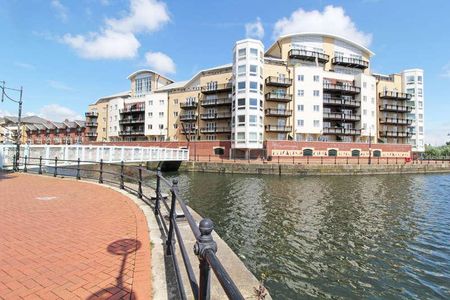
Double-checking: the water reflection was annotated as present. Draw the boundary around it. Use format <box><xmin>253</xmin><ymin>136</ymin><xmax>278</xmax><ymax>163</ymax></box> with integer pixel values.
<box><xmin>169</xmin><ymin>172</ymin><xmax>450</xmax><ymax>299</ymax></box>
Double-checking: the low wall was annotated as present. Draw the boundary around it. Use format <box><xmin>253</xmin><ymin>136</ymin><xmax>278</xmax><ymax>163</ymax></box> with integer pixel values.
<box><xmin>180</xmin><ymin>161</ymin><xmax>450</xmax><ymax>176</ymax></box>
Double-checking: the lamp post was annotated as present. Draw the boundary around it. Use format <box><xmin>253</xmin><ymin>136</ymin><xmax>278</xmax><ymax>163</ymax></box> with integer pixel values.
<box><xmin>1</xmin><ymin>81</ymin><xmax>23</xmax><ymax>170</ymax></box>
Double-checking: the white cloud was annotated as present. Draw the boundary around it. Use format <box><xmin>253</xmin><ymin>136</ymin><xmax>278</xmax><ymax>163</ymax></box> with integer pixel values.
<box><xmin>273</xmin><ymin>5</ymin><xmax>372</xmax><ymax>47</ymax></box>
<box><xmin>39</xmin><ymin>104</ymin><xmax>82</xmax><ymax>121</ymax></box>
<box><xmin>145</xmin><ymin>51</ymin><xmax>176</xmax><ymax>74</ymax></box>
<box><xmin>0</xmin><ymin>109</ymin><xmax>13</xmax><ymax>117</ymax></box>
<box><xmin>245</xmin><ymin>17</ymin><xmax>264</xmax><ymax>39</ymax></box>
<box><xmin>51</xmin><ymin>0</ymin><xmax>68</xmax><ymax>22</ymax></box>
<box><xmin>47</xmin><ymin>80</ymin><xmax>75</xmax><ymax>91</ymax></box>
<box><xmin>61</xmin><ymin>0</ymin><xmax>170</xmax><ymax>59</ymax></box>
<box><xmin>441</xmin><ymin>63</ymin><xmax>450</xmax><ymax>78</ymax></box>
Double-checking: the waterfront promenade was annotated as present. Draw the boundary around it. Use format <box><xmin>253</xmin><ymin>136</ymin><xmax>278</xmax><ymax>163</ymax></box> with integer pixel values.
<box><xmin>0</xmin><ymin>172</ymin><xmax>151</xmax><ymax>299</ymax></box>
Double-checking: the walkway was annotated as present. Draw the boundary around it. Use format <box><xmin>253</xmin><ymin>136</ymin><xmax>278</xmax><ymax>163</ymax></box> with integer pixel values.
<box><xmin>0</xmin><ymin>172</ymin><xmax>152</xmax><ymax>299</ymax></box>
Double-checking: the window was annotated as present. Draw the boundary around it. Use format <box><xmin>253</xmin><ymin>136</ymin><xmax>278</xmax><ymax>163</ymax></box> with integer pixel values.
<box><xmin>237</xmin><ymin>132</ymin><xmax>245</xmax><ymax>140</ymax></box>
<box><xmin>249</xmin><ymin>98</ymin><xmax>258</xmax><ymax>109</ymax></box>
<box><xmin>173</xmin><ymin>112</ymin><xmax>178</xmax><ymax>117</ymax></box>
<box><xmin>159</xmin><ymin>112</ymin><xmax>164</xmax><ymax>117</ymax></box>
<box><xmin>363</xmin><ymin>96</ymin><xmax>367</xmax><ymax>102</ymax></box>
<box><xmin>406</xmin><ymin>75</ymin><xmax>415</xmax><ymax>83</ymax></box>
<box><xmin>249</xmin><ymin>115</ymin><xmax>257</xmax><ymax>126</ymax></box>
<box><xmin>159</xmin><ymin>124</ymin><xmax>164</xmax><ymax>129</ymax></box>
<box><xmin>249</xmin><ymin>132</ymin><xmax>257</xmax><ymax>142</ymax></box>
<box><xmin>238</xmin><ymin>81</ymin><xmax>246</xmax><ymax>90</ymax></box>
<box><xmin>249</xmin><ymin>81</ymin><xmax>258</xmax><ymax>92</ymax></box>
<box><xmin>298</xmin><ymin>75</ymin><xmax>304</xmax><ymax>81</ymax></box>
<box><xmin>173</xmin><ymin>99</ymin><xmax>178</xmax><ymax>104</ymax></box>
<box><xmin>148</xmin><ymin>100</ymin><xmax>153</xmax><ymax>105</ymax></box>
<box><xmin>328</xmin><ymin>149</ymin><xmax>337</xmax><ymax>157</ymax></box>
<box><xmin>419</xmin><ymin>114</ymin><xmax>423</xmax><ymax>120</ymax></box>
<box><xmin>313</xmin><ymin>90</ymin><xmax>320</xmax><ymax>97</ymax></box>
<box><xmin>371</xmin><ymin>111</ymin><xmax>375</xmax><ymax>117</ymax></box>
<box><xmin>148</xmin><ymin>124</ymin><xmax>152</xmax><ymax>129</ymax></box>
<box><xmin>249</xmin><ymin>65</ymin><xmax>257</xmax><ymax>76</ymax></box>
<box><xmin>351</xmin><ymin>150</ymin><xmax>361</xmax><ymax>157</ymax></box>
<box><xmin>363</xmin><ymin>82</ymin><xmax>367</xmax><ymax>88</ymax></box>
<box><xmin>250</xmin><ymin>48</ymin><xmax>258</xmax><ymax>58</ymax></box>
<box><xmin>238</xmin><ymin>65</ymin><xmax>246</xmax><ymax>76</ymax></box>
<box><xmin>297</xmin><ymin>105</ymin><xmax>304</xmax><ymax>111</ymax></box>
<box><xmin>173</xmin><ymin>124</ymin><xmax>178</xmax><ymax>129</ymax></box>
<box><xmin>303</xmin><ymin>149</ymin><xmax>313</xmax><ymax>156</ymax></box>
<box><xmin>237</xmin><ymin>115</ymin><xmax>245</xmax><ymax>125</ymax></box>
<box><xmin>407</xmin><ymin>88</ymin><xmax>415</xmax><ymax>95</ymax></box>
<box><xmin>148</xmin><ymin>112</ymin><xmax>153</xmax><ymax>117</ymax></box>
<box><xmin>418</xmin><ymin>101</ymin><xmax>423</xmax><ymax>109</ymax></box>
<box><xmin>238</xmin><ymin>48</ymin><xmax>246</xmax><ymax>59</ymax></box>
<box><xmin>313</xmin><ymin>75</ymin><xmax>320</xmax><ymax>82</ymax></box>
<box><xmin>363</xmin><ymin>109</ymin><xmax>367</xmax><ymax>116</ymax></box>
<box><xmin>297</xmin><ymin>90</ymin><xmax>304</xmax><ymax>96</ymax></box>
<box><xmin>373</xmin><ymin>150</ymin><xmax>381</xmax><ymax>157</ymax></box>
<box><xmin>160</xmin><ymin>100</ymin><xmax>165</xmax><ymax>105</ymax></box>
<box><xmin>418</xmin><ymin>76</ymin><xmax>423</xmax><ymax>83</ymax></box>
<box><xmin>418</xmin><ymin>88</ymin><xmax>423</xmax><ymax>97</ymax></box>
<box><xmin>313</xmin><ymin>105</ymin><xmax>320</xmax><ymax>112</ymax></box>
<box><xmin>237</xmin><ymin>98</ymin><xmax>246</xmax><ymax>107</ymax></box>
<box><xmin>313</xmin><ymin>120</ymin><xmax>320</xmax><ymax>127</ymax></box>
<box><xmin>214</xmin><ymin>148</ymin><xmax>225</xmax><ymax>155</ymax></box>
<box><xmin>297</xmin><ymin>119</ymin><xmax>304</xmax><ymax>126</ymax></box>
<box><xmin>371</xmin><ymin>97</ymin><xmax>375</xmax><ymax>104</ymax></box>
<box><xmin>114</xmin><ymin>115</ymin><xmax>117</xmax><ymax>121</ymax></box>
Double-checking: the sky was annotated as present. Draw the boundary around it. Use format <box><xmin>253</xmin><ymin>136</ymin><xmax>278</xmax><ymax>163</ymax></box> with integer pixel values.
<box><xmin>0</xmin><ymin>0</ymin><xmax>449</xmax><ymax>145</ymax></box>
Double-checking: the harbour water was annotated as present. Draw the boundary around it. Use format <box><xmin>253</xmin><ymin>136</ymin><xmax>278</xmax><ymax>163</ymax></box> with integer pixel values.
<box><xmin>168</xmin><ymin>172</ymin><xmax>450</xmax><ymax>299</ymax></box>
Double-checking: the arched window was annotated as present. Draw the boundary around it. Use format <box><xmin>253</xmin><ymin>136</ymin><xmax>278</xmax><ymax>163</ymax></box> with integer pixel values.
<box><xmin>303</xmin><ymin>149</ymin><xmax>313</xmax><ymax>156</ymax></box>
<box><xmin>214</xmin><ymin>147</ymin><xmax>225</xmax><ymax>155</ymax></box>
<box><xmin>328</xmin><ymin>149</ymin><xmax>338</xmax><ymax>157</ymax></box>
<box><xmin>351</xmin><ymin>149</ymin><xmax>361</xmax><ymax>157</ymax></box>
<box><xmin>373</xmin><ymin>150</ymin><xmax>381</xmax><ymax>157</ymax></box>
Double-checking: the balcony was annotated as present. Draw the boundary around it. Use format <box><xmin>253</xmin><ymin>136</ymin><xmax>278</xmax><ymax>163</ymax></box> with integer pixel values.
<box><xmin>380</xmin><ymin>118</ymin><xmax>413</xmax><ymax>125</ymax></box>
<box><xmin>323</xmin><ymin>112</ymin><xmax>360</xmax><ymax>121</ymax></box>
<box><xmin>119</xmin><ymin>106</ymin><xmax>145</xmax><ymax>113</ymax></box>
<box><xmin>201</xmin><ymin>98</ymin><xmax>232</xmax><ymax>107</ymax></box>
<box><xmin>85</xmin><ymin>122</ymin><xmax>98</xmax><ymax>127</ymax></box>
<box><xmin>323</xmin><ymin>97</ymin><xmax>360</xmax><ymax>108</ymax></box>
<box><xmin>265</xmin><ymin>109</ymin><xmax>292</xmax><ymax>117</ymax></box>
<box><xmin>179</xmin><ymin>114</ymin><xmax>198</xmax><ymax>121</ymax></box>
<box><xmin>180</xmin><ymin>101</ymin><xmax>198</xmax><ymax>109</ymax></box>
<box><xmin>265</xmin><ymin>92</ymin><xmax>293</xmax><ymax>102</ymax></box>
<box><xmin>119</xmin><ymin>118</ymin><xmax>145</xmax><ymax>125</ymax></box>
<box><xmin>265</xmin><ymin>76</ymin><xmax>292</xmax><ymax>87</ymax></box>
<box><xmin>182</xmin><ymin>128</ymin><xmax>198</xmax><ymax>134</ymax></box>
<box><xmin>288</xmin><ymin>49</ymin><xmax>330</xmax><ymax>64</ymax></box>
<box><xmin>85</xmin><ymin>112</ymin><xmax>98</xmax><ymax>117</ymax></box>
<box><xmin>379</xmin><ymin>131</ymin><xmax>413</xmax><ymax>138</ymax></box>
<box><xmin>323</xmin><ymin>127</ymin><xmax>361</xmax><ymax>135</ymax></box>
<box><xmin>118</xmin><ymin>130</ymin><xmax>145</xmax><ymax>136</ymax></box>
<box><xmin>323</xmin><ymin>83</ymin><xmax>361</xmax><ymax>94</ymax></box>
<box><xmin>200</xmin><ymin>127</ymin><xmax>232</xmax><ymax>134</ymax></box>
<box><xmin>85</xmin><ymin>132</ymin><xmax>98</xmax><ymax>137</ymax></box>
<box><xmin>265</xmin><ymin>125</ymin><xmax>292</xmax><ymax>132</ymax></box>
<box><xmin>379</xmin><ymin>91</ymin><xmax>412</xmax><ymax>100</ymax></box>
<box><xmin>200</xmin><ymin>112</ymin><xmax>232</xmax><ymax>120</ymax></box>
<box><xmin>379</xmin><ymin>104</ymin><xmax>412</xmax><ymax>113</ymax></box>
<box><xmin>331</xmin><ymin>56</ymin><xmax>369</xmax><ymax>69</ymax></box>
<box><xmin>201</xmin><ymin>83</ymin><xmax>232</xmax><ymax>94</ymax></box>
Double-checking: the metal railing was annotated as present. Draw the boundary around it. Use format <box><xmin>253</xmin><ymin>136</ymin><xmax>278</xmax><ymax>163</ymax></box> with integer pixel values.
<box><xmin>4</xmin><ymin>155</ymin><xmax>244</xmax><ymax>299</ymax></box>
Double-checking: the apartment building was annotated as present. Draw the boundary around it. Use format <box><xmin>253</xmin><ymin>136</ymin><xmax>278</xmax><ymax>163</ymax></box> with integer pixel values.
<box><xmin>85</xmin><ymin>32</ymin><xmax>424</xmax><ymax>154</ymax></box>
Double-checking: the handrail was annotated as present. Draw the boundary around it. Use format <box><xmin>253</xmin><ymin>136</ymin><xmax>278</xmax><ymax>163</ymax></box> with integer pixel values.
<box><xmin>8</xmin><ymin>155</ymin><xmax>245</xmax><ymax>299</ymax></box>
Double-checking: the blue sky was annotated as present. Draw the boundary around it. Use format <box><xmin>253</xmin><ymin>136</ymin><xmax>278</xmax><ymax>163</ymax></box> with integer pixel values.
<box><xmin>0</xmin><ymin>0</ymin><xmax>449</xmax><ymax>145</ymax></box>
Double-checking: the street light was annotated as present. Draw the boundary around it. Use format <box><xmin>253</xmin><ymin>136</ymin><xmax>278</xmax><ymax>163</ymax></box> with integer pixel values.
<box><xmin>1</xmin><ymin>81</ymin><xmax>23</xmax><ymax>170</ymax></box>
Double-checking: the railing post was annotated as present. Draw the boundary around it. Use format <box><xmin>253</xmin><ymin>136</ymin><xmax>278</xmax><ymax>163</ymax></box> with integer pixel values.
<box><xmin>12</xmin><ymin>154</ymin><xmax>16</xmax><ymax>171</ymax></box>
<box><xmin>98</xmin><ymin>159</ymin><xmax>104</xmax><ymax>184</ymax></box>
<box><xmin>346</xmin><ymin>157</ymin><xmax>349</xmax><ymax>165</ymax></box>
<box><xmin>334</xmin><ymin>156</ymin><xmax>337</xmax><ymax>165</ymax></box>
<box><xmin>120</xmin><ymin>161</ymin><xmax>125</xmax><ymax>189</ymax></box>
<box><xmin>166</xmin><ymin>179</ymin><xmax>178</xmax><ymax>255</ymax></box>
<box><xmin>357</xmin><ymin>156</ymin><xmax>360</xmax><ymax>165</ymax></box>
<box><xmin>53</xmin><ymin>157</ymin><xmax>58</xmax><ymax>177</ymax></box>
<box><xmin>76</xmin><ymin>158</ymin><xmax>81</xmax><ymax>180</ymax></box>
<box><xmin>38</xmin><ymin>156</ymin><xmax>43</xmax><ymax>174</ymax></box>
<box><xmin>292</xmin><ymin>156</ymin><xmax>295</xmax><ymax>164</ymax></box>
<box><xmin>154</xmin><ymin>167</ymin><xmax>161</xmax><ymax>215</ymax></box>
<box><xmin>307</xmin><ymin>156</ymin><xmax>309</xmax><ymax>165</ymax></box>
<box><xmin>138</xmin><ymin>164</ymin><xmax>143</xmax><ymax>199</ymax></box>
<box><xmin>24</xmin><ymin>155</ymin><xmax>28</xmax><ymax>173</ymax></box>
<box><xmin>194</xmin><ymin>219</ymin><xmax>217</xmax><ymax>300</ymax></box>
<box><xmin>321</xmin><ymin>156</ymin><xmax>323</xmax><ymax>165</ymax></box>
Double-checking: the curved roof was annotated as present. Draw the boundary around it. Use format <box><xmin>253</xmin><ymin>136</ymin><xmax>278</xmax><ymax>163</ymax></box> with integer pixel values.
<box><xmin>266</xmin><ymin>32</ymin><xmax>375</xmax><ymax>57</ymax></box>
<box><xmin>126</xmin><ymin>69</ymin><xmax>174</xmax><ymax>82</ymax></box>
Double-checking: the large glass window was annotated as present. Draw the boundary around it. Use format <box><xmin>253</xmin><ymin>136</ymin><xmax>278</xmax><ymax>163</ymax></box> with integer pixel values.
<box><xmin>249</xmin><ymin>81</ymin><xmax>258</xmax><ymax>92</ymax></box>
<box><xmin>238</xmin><ymin>65</ymin><xmax>246</xmax><ymax>76</ymax></box>
<box><xmin>237</xmin><ymin>115</ymin><xmax>245</xmax><ymax>125</ymax></box>
<box><xmin>237</xmin><ymin>132</ymin><xmax>245</xmax><ymax>140</ymax></box>
<box><xmin>249</xmin><ymin>65</ymin><xmax>257</xmax><ymax>76</ymax></box>
<box><xmin>238</xmin><ymin>81</ymin><xmax>246</xmax><ymax>90</ymax></box>
<box><xmin>249</xmin><ymin>132</ymin><xmax>257</xmax><ymax>142</ymax></box>
<box><xmin>238</xmin><ymin>49</ymin><xmax>246</xmax><ymax>60</ymax></box>
<box><xmin>237</xmin><ymin>98</ymin><xmax>246</xmax><ymax>106</ymax></box>
<box><xmin>249</xmin><ymin>115</ymin><xmax>257</xmax><ymax>126</ymax></box>
<box><xmin>249</xmin><ymin>98</ymin><xmax>258</xmax><ymax>109</ymax></box>
<box><xmin>250</xmin><ymin>48</ymin><xmax>258</xmax><ymax>58</ymax></box>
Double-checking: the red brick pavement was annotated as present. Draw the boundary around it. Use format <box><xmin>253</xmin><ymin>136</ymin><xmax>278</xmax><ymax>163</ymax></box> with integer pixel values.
<box><xmin>0</xmin><ymin>172</ymin><xmax>152</xmax><ymax>299</ymax></box>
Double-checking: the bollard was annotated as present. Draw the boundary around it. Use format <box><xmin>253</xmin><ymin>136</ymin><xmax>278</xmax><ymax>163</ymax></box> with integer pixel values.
<box><xmin>98</xmin><ymin>159</ymin><xmax>103</xmax><ymax>184</ymax></box>
<box><xmin>194</xmin><ymin>218</ymin><xmax>218</xmax><ymax>300</ymax></box>
<box><xmin>12</xmin><ymin>154</ymin><xmax>16</xmax><ymax>171</ymax></box>
<box><xmin>387</xmin><ymin>157</ymin><xmax>389</xmax><ymax>165</ymax></box>
<box><xmin>346</xmin><ymin>157</ymin><xmax>349</xmax><ymax>165</ymax></box>
<box><xmin>166</xmin><ymin>179</ymin><xmax>178</xmax><ymax>255</ymax></box>
<box><xmin>24</xmin><ymin>155</ymin><xmax>28</xmax><ymax>173</ymax></box>
<box><xmin>38</xmin><ymin>156</ymin><xmax>43</xmax><ymax>175</ymax></box>
<box><xmin>120</xmin><ymin>161</ymin><xmax>124</xmax><ymax>189</ymax></box>
<box><xmin>209</xmin><ymin>155</ymin><xmax>211</xmax><ymax>162</ymax></box>
<box><xmin>53</xmin><ymin>157</ymin><xmax>58</xmax><ymax>177</ymax></box>
<box><xmin>357</xmin><ymin>156</ymin><xmax>360</xmax><ymax>165</ymax></box>
<box><xmin>138</xmin><ymin>164</ymin><xmax>143</xmax><ymax>199</ymax></box>
<box><xmin>292</xmin><ymin>156</ymin><xmax>295</xmax><ymax>165</ymax></box>
<box><xmin>307</xmin><ymin>156</ymin><xmax>309</xmax><ymax>165</ymax></box>
<box><xmin>378</xmin><ymin>157</ymin><xmax>380</xmax><ymax>165</ymax></box>
<box><xmin>321</xmin><ymin>156</ymin><xmax>323</xmax><ymax>165</ymax></box>
<box><xmin>154</xmin><ymin>167</ymin><xmax>161</xmax><ymax>215</ymax></box>
<box><xmin>334</xmin><ymin>156</ymin><xmax>337</xmax><ymax>165</ymax></box>
<box><xmin>76</xmin><ymin>158</ymin><xmax>81</xmax><ymax>180</ymax></box>
<box><xmin>396</xmin><ymin>157</ymin><xmax>398</xmax><ymax>165</ymax></box>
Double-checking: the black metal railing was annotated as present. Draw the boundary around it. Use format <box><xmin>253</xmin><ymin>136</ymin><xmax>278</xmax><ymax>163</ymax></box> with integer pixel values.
<box><xmin>331</xmin><ymin>56</ymin><xmax>369</xmax><ymax>69</ymax></box>
<box><xmin>7</xmin><ymin>156</ymin><xmax>245</xmax><ymax>300</ymax></box>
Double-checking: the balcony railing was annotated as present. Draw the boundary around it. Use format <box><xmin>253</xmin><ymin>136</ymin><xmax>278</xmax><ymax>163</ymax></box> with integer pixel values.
<box><xmin>200</xmin><ymin>98</ymin><xmax>232</xmax><ymax>106</ymax></box>
<box><xmin>323</xmin><ymin>83</ymin><xmax>361</xmax><ymax>94</ymax></box>
<box><xmin>379</xmin><ymin>131</ymin><xmax>413</xmax><ymax>138</ymax></box>
<box><xmin>323</xmin><ymin>127</ymin><xmax>361</xmax><ymax>135</ymax></box>
<box><xmin>323</xmin><ymin>97</ymin><xmax>360</xmax><ymax>107</ymax></box>
<box><xmin>288</xmin><ymin>49</ymin><xmax>330</xmax><ymax>63</ymax></box>
<box><xmin>200</xmin><ymin>127</ymin><xmax>232</xmax><ymax>134</ymax></box>
<box><xmin>85</xmin><ymin>122</ymin><xmax>98</xmax><ymax>127</ymax></box>
<box><xmin>331</xmin><ymin>56</ymin><xmax>369</xmax><ymax>69</ymax></box>
<box><xmin>119</xmin><ymin>119</ymin><xmax>145</xmax><ymax>124</ymax></box>
<box><xmin>85</xmin><ymin>112</ymin><xmax>98</xmax><ymax>117</ymax></box>
<box><xmin>118</xmin><ymin>130</ymin><xmax>145</xmax><ymax>136</ymax></box>
<box><xmin>323</xmin><ymin>113</ymin><xmax>360</xmax><ymax>121</ymax></box>
<box><xmin>379</xmin><ymin>104</ymin><xmax>413</xmax><ymax>113</ymax></box>
<box><xmin>182</xmin><ymin>128</ymin><xmax>198</xmax><ymax>134</ymax></box>
<box><xmin>264</xmin><ymin>92</ymin><xmax>293</xmax><ymax>102</ymax></box>
<box><xmin>119</xmin><ymin>106</ymin><xmax>145</xmax><ymax>113</ymax></box>
<box><xmin>379</xmin><ymin>91</ymin><xmax>412</xmax><ymax>100</ymax></box>
<box><xmin>265</xmin><ymin>109</ymin><xmax>292</xmax><ymax>117</ymax></box>
<box><xmin>380</xmin><ymin>118</ymin><xmax>413</xmax><ymax>125</ymax></box>
<box><xmin>85</xmin><ymin>132</ymin><xmax>98</xmax><ymax>137</ymax></box>
<box><xmin>265</xmin><ymin>76</ymin><xmax>292</xmax><ymax>87</ymax></box>
<box><xmin>200</xmin><ymin>112</ymin><xmax>232</xmax><ymax>120</ymax></box>
<box><xmin>180</xmin><ymin>114</ymin><xmax>198</xmax><ymax>121</ymax></box>
<box><xmin>180</xmin><ymin>101</ymin><xmax>198</xmax><ymax>109</ymax></box>
<box><xmin>265</xmin><ymin>125</ymin><xmax>292</xmax><ymax>132</ymax></box>
<box><xmin>201</xmin><ymin>83</ymin><xmax>232</xmax><ymax>94</ymax></box>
